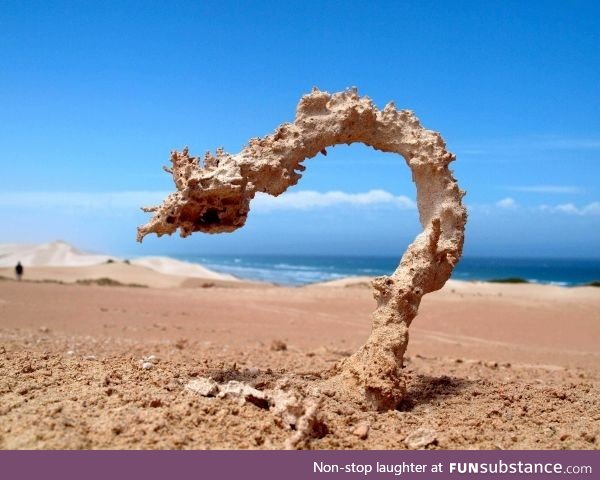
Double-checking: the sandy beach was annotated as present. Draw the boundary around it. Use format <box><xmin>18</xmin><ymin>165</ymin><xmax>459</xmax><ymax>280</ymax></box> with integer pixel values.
<box><xmin>0</xmin><ymin>243</ymin><xmax>598</xmax><ymax>450</ymax></box>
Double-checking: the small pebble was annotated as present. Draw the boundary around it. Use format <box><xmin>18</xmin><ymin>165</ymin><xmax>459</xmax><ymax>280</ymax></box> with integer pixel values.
<box><xmin>141</xmin><ymin>362</ymin><xmax>153</xmax><ymax>370</ymax></box>
<box><xmin>405</xmin><ymin>427</ymin><xmax>437</xmax><ymax>449</ymax></box>
<box><xmin>185</xmin><ymin>377</ymin><xmax>219</xmax><ymax>397</ymax></box>
<box><xmin>270</xmin><ymin>340</ymin><xmax>287</xmax><ymax>352</ymax></box>
<box><xmin>352</xmin><ymin>423</ymin><xmax>370</xmax><ymax>440</ymax></box>
<box><xmin>143</xmin><ymin>355</ymin><xmax>160</xmax><ymax>364</ymax></box>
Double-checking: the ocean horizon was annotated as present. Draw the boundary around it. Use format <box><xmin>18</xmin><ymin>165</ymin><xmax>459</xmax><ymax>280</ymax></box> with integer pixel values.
<box><xmin>164</xmin><ymin>254</ymin><xmax>600</xmax><ymax>287</ymax></box>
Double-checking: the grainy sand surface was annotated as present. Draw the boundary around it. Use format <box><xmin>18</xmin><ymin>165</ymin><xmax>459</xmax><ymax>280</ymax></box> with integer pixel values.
<box><xmin>0</xmin><ymin>272</ymin><xmax>598</xmax><ymax>449</ymax></box>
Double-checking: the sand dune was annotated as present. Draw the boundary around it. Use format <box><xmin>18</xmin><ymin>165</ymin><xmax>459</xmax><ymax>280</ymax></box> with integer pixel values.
<box><xmin>0</xmin><ymin>263</ymin><xmax>259</xmax><ymax>289</ymax></box>
<box><xmin>307</xmin><ymin>276</ymin><xmax>374</xmax><ymax>288</ymax></box>
<box><xmin>0</xmin><ymin>242</ymin><xmax>238</xmax><ymax>285</ymax></box>
<box><xmin>131</xmin><ymin>256</ymin><xmax>238</xmax><ymax>281</ymax></box>
<box><xmin>0</xmin><ymin>241</ymin><xmax>115</xmax><ymax>268</ymax></box>
<box><xmin>311</xmin><ymin>277</ymin><xmax>600</xmax><ymax>301</ymax></box>
<box><xmin>0</xmin><ymin>263</ymin><xmax>186</xmax><ymax>288</ymax></box>
<box><xmin>0</xmin><ymin>243</ymin><xmax>36</xmax><ymax>257</ymax></box>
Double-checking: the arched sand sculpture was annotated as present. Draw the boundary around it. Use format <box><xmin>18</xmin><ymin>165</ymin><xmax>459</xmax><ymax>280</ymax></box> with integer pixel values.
<box><xmin>138</xmin><ymin>88</ymin><xmax>467</xmax><ymax>410</ymax></box>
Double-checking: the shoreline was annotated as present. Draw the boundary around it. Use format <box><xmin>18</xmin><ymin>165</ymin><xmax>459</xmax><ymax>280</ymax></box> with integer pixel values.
<box><xmin>164</xmin><ymin>253</ymin><xmax>600</xmax><ymax>288</ymax></box>
<box><xmin>1</xmin><ymin>241</ymin><xmax>598</xmax><ymax>289</ymax></box>
<box><xmin>1</xmin><ymin>264</ymin><xmax>599</xmax><ymax>290</ymax></box>
<box><xmin>2</xmin><ymin>266</ymin><xmax>600</xmax><ymax>291</ymax></box>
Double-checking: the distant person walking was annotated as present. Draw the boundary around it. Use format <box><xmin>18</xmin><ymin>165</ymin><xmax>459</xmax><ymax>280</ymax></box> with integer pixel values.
<box><xmin>15</xmin><ymin>261</ymin><xmax>24</xmax><ymax>281</ymax></box>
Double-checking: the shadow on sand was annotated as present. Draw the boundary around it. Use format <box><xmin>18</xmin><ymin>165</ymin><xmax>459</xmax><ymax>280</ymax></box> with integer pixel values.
<box><xmin>396</xmin><ymin>374</ymin><xmax>472</xmax><ymax>411</ymax></box>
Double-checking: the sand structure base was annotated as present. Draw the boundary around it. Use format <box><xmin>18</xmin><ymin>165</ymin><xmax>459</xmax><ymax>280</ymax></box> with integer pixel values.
<box><xmin>138</xmin><ymin>88</ymin><xmax>467</xmax><ymax>414</ymax></box>
<box><xmin>1</xmin><ymin>278</ymin><xmax>598</xmax><ymax>450</ymax></box>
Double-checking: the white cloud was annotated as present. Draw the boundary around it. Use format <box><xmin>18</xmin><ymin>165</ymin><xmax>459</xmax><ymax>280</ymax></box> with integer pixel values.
<box><xmin>506</xmin><ymin>185</ymin><xmax>585</xmax><ymax>194</ymax></box>
<box><xmin>495</xmin><ymin>197</ymin><xmax>518</xmax><ymax>209</ymax></box>
<box><xmin>3</xmin><ymin>190</ymin><xmax>598</xmax><ymax>218</ymax></box>
<box><xmin>253</xmin><ymin>189</ymin><xmax>416</xmax><ymax>212</ymax></box>
<box><xmin>470</xmin><ymin>198</ymin><xmax>600</xmax><ymax>217</ymax></box>
<box><xmin>539</xmin><ymin>202</ymin><xmax>600</xmax><ymax>216</ymax></box>
<box><xmin>0</xmin><ymin>189</ymin><xmax>417</xmax><ymax>214</ymax></box>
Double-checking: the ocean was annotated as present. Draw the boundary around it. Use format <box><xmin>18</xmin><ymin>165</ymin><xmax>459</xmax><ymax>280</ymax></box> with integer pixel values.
<box><xmin>170</xmin><ymin>254</ymin><xmax>600</xmax><ymax>287</ymax></box>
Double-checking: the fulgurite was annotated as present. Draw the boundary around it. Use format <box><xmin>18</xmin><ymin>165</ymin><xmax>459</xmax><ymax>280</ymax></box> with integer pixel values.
<box><xmin>137</xmin><ymin>88</ymin><xmax>467</xmax><ymax>411</ymax></box>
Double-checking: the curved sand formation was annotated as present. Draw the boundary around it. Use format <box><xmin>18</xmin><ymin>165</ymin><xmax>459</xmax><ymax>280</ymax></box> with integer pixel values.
<box><xmin>138</xmin><ymin>88</ymin><xmax>467</xmax><ymax>410</ymax></box>
<box><xmin>0</xmin><ymin>241</ymin><xmax>115</xmax><ymax>268</ymax></box>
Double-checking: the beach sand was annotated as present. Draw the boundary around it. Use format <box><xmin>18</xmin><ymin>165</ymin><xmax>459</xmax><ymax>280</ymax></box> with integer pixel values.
<box><xmin>0</xmin><ymin>258</ymin><xmax>598</xmax><ymax>449</ymax></box>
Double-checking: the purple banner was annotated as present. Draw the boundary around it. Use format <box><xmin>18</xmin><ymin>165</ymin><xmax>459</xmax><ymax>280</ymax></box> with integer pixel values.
<box><xmin>0</xmin><ymin>450</ymin><xmax>597</xmax><ymax>480</ymax></box>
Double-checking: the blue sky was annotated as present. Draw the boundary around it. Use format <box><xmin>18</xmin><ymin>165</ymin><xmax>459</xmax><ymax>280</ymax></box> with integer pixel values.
<box><xmin>1</xmin><ymin>0</ymin><xmax>599</xmax><ymax>257</ymax></box>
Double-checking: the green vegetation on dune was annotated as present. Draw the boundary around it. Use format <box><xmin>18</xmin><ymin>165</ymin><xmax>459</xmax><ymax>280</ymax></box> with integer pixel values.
<box><xmin>0</xmin><ymin>276</ymin><xmax>65</xmax><ymax>285</ymax></box>
<box><xmin>488</xmin><ymin>277</ymin><xmax>530</xmax><ymax>284</ymax></box>
<box><xmin>76</xmin><ymin>278</ymin><xmax>147</xmax><ymax>288</ymax></box>
<box><xmin>0</xmin><ymin>275</ymin><xmax>146</xmax><ymax>287</ymax></box>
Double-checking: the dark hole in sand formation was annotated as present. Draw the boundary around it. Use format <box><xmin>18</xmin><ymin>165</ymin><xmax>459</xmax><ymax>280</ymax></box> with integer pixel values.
<box><xmin>196</xmin><ymin>208</ymin><xmax>221</xmax><ymax>226</ymax></box>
